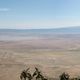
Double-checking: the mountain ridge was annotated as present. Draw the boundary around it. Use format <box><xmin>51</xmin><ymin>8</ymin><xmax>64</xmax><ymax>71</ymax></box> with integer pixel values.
<box><xmin>0</xmin><ymin>26</ymin><xmax>80</xmax><ymax>34</ymax></box>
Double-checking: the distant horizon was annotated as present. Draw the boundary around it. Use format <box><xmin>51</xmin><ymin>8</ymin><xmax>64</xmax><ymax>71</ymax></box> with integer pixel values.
<box><xmin>0</xmin><ymin>26</ymin><xmax>80</xmax><ymax>29</ymax></box>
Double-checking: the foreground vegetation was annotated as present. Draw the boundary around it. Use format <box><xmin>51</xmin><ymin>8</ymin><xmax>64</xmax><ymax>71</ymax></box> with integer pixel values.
<box><xmin>20</xmin><ymin>67</ymin><xmax>80</xmax><ymax>80</ymax></box>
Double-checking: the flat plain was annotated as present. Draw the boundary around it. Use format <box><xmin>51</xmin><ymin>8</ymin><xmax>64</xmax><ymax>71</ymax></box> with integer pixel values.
<box><xmin>0</xmin><ymin>30</ymin><xmax>80</xmax><ymax>80</ymax></box>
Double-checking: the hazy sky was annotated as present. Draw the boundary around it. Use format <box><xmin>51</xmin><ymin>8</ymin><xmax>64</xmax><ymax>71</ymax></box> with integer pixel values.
<box><xmin>0</xmin><ymin>0</ymin><xmax>80</xmax><ymax>29</ymax></box>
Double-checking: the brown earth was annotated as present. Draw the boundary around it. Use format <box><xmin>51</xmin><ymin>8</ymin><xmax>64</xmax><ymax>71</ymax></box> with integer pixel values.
<box><xmin>0</xmin><ymin>37</ymin><xmax>80</xmax><ymax>80</ymax></box>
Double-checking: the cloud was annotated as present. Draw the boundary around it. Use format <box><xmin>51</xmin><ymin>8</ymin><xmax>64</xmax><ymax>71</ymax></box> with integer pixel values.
<box><xmin>0</xmin><ymin>8</ymin><xmax>10</xmax><ymax>12</ymax></box>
